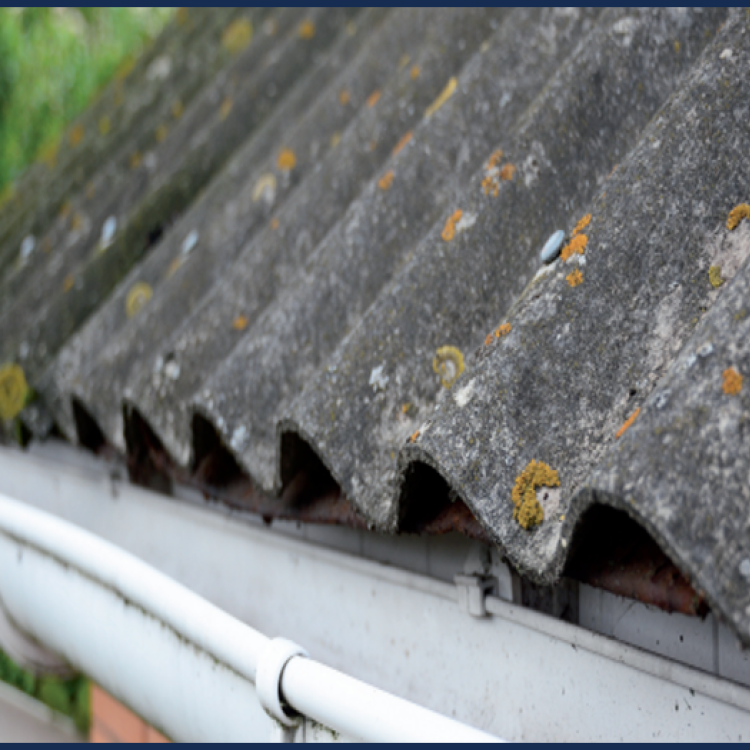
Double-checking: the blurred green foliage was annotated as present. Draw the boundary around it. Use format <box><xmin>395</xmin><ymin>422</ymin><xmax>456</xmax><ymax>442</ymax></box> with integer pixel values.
<box><xmin>0</xmin><ymin>647</ymin><xmax>90</xmax><ymax>733</ymax></box>
<box><xmin>0</xmin><ymin>7</ymin><xmax>173</xmax><ymax>192</ymax></box>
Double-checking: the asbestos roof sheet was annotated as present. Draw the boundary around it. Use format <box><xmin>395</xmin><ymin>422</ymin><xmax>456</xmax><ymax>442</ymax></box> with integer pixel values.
<box><xmin>1</xmin><ymin>8</ymin><xmax>750</xmax><ymax>644</ymax></box>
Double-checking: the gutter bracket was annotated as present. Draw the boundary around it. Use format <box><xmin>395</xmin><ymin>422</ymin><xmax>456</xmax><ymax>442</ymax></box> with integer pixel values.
<box><xmin>257</xmin><ymin>637</ymin><xmax>308</xmax><ymax>728</ymax></box>
<box><xmin>454</xmin><ymin>574</ymin><xmax>495</xmax><ymax>618</ymax></box>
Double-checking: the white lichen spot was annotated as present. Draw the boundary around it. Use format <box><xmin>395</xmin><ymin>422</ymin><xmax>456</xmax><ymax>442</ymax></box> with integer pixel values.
<box><xmin>455</xmin><ymin>211</ymin><xmax>477</xmax><ymax>234</ymax></box>
<box><xmin>697</xmin><ymin>342</ymin><xmax>714</xmax><ymax>358</ymax></box>
<box><xmin>720</xmin><ymin>48</ymin><xmax>733</xmax><ymax>60</ymax></box>
<box><xmin>100</xmin><ymin>216</ymin><xmax>117</xmax><ymax>249</ymax></box>
<box><xmin>164</xmin><ymin>360</ymin><xmax>181</xmax><ymax>381</ymax></box>
<box><xmin>453</xmin><ymin>379</ymin><xmax>475</xmax><ymax>407</ymax></box>
<box><xmin>144</xmin><ymin>152</ymin><xmax>157</xmax><ymax>171</ymax></box>
<box><xmin>147</xmin><ymin>55</ymin><xmax>172</xmax><ymax>82</ymax></box>
<box><xmin>739</xmin><ymin>558</ymin><xmax>750</xmax><ymax>580</ymax></box>
<box><xmin>18</xmin><ymin>342</ymin><xmax>29</xmax><ymax>360</ymax></box>
<box><xmin>19</xmin><ymin>235</ymin><xmax>36</xmax><ymax>262</ymax></box>
<box><xmin>369</xmin><ymin>364</ymin><xmax>389</xmax><ymax>391</ymax></box>
<box><xmin>230</xmin><ymin>424</ymin><xmax>248</xmax><ymax>452</ymax></box>
<box><xmin>181</xmin><ymin>229</ymin><xmax>199</xmax><ymax>255</ymax></box>
<box><xmin>611</xmin><ymin>17</ymin><xmax>639</xmax><ymax>48</ymax></box>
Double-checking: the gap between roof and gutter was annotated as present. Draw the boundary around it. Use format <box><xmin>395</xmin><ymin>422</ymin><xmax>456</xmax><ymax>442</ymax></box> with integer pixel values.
<box><xmin>0</xmin><ymin>443</ymin><xmax>749</xmax><ymax>741</ymax></box>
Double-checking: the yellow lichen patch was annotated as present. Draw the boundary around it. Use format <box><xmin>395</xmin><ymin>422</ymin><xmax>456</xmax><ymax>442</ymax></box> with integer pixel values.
<box><xmin>615</xmin><ymin>407</ymin><xmax>640</xmax><ymax>439</ymax></box>
<box><xmin>378</xmin><ymin>170</ymin><xmax>394</xmax><ymax>191</ymax></box>
<box><xmin>338</xmin><ymin>89</ymin><xmax>350</xmax><ymax>106</ymax></box>
<box><xmin>277</xmin><ymin>148</ymin><xmax>297</xmax><ymax>171</ymax></box>
<box><xmin>155</xmin><ymin>124</ymin><xmax>169</xmax><ymax>144</ymax></box>
<box><xmin>573</xmin><ymin>214</ymin><xmax>591</xmax><ymax>236</ymax></box>
<box><xmin>98</xmin><ymin>116</ymin><xmax>111</xmax><ymax>136</ymax></box>
<box><xmin>330</xmin><ymin>132</ymin><xmax>341</xmax><ymax>149</ymax></box>
<box><xmin>723</xmin><ymin>367</ymin><xmax>743</xmax><ymax>396</ymax></box>
<box><xmin>673</xmin><ymin>40</ymin><xmax>681</xmax><ymax>53</ymax></box>
<box><xmin>410</xmin><ymin>430</ymin><xmax>420</xmax><ymax>443</ymax></box>
<box><xmin>481</xmin><ymin>150</ymin><xmax>504</xmax><ymax>197</ymax></box>
<box><xmin>499</xmin><ymin>163</ymin><xmax>516</xmax><ymax>182</ymax></box>
<box><xmin>221</xmin><ymin>18</ymin><xmax>253</xmax><ymax>54</ymax></box>
<box><xmin>0</xmin><ymin>364</ymin><xmax>29</xmax><ymax>422</ymax></box>
<box><xmin>252</xmin><ymin>173</ymin><xmax>277</xmax><ymax>203</ymax></box>
<box><xmin>125</xmin><ymin>282</ymin><xmax>153</xmax><ymax>319</ymax></box>
<box><xmin>561</xmin><ymin>233</ymin><xmax>587</xmax><ymax>261</ymax></box>
<box><xmin>433</xmin><ymin>346</ymin><xmax>464</xmax><ymax>389</ymax></box>
<box><xmin>494</xmin><ymin>323</ymin><xmax>511</xmax><ymax>338</ymax></box>
<box><xmin>425</xmin><ymin>76</ymin><xmax>457</xmax><ymax>118</ymax></box>
<box><xmin>484</xmin><ymin>333</ymin><xmax>493</xmax><ymax>346</ymax></box>
<box><xmin>392</xmin><ymin>130</ymin><xmax>413</xmax><ymax>157</ymax></box>
<box><xmin>441</xmin><ymin>209</ymin><xmax>463</xmax><ymax>242</ymax></box>
<box><xmin>708</xmin><ymin>265</ymin><xmax>724</xmax><ymax>289</ymax></box>
<box><xmin>566</xmin><ymin>269</ymin><xmax>583</xmax><ymax>288</ymax></box>
<box><xmin>232</xmin><ymin>315</ymin><xmax>249</xmax><ymax>331</ymax></box>
<box><xmin>401</xmin><ymin>402</ymin><xmax>411</xmax><ymax>414</ymax></box>
<box><xmin>410</xmin><ymin>65</ymin><xmax>420</xmax><ymax>80</ymax></box>
<box><xmin>511</xmin><ymin>460</ymin><xmax>560</xmax><ymax>530</ymax></box>
<box><xmin>172</xmin><ymin>99</ymin><xmax>183</xmax><ymax>119</ymax></box>
<box><xmin>69</xmin><ymin>124</ymin><xmax>85</xmax><ymax>148</ymax></box>
<box><xmin>219</xmin><ymin>97</ymin><xmax>233</xmax><ymax>121</ymax></box>
<box><xmin>270</xmin><ymin>217</ymin><xmax>280</xmax><ymax>231</ymax></box>
<box><xmin>298</xmin><ymin>20</ymin><xmax>315</xmax><ymax>39</ymax></box>
<box><xmin>727</xmin><ymin>203</ymin><xmax>750</xmax><ymax>231</ymax></box>
<box><xmin>366</xmin><ymin>89</ymin><xmax>381</xmax><ymax>108</ymax></box>
<box><xmin>129</xmin><ymin>151</ymin><xmax>142</xmax><ymax>170</ymax></box>
<box><xmin>62</xmin><ymin>274</ymin><xmax>75</xmax><ymax>293</ymax></box>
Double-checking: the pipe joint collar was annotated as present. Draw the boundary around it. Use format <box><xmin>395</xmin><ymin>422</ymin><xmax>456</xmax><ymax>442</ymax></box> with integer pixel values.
<box><xmin>256</xmin><ymin>637</ymin><xmax>308</xmax><ymax>727</ymax></box>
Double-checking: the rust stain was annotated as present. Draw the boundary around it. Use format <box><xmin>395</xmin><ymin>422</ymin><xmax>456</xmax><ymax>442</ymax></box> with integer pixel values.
<box><xmin>723</xmin><ymin>367</ymin><xmax>743</xmax><ymax>395</ymax></box>
<box><xmin>441</xmin><ymin>209</ymin><xmax>463</xmax><ymax>242</ymax></box>
<box><xmin>616</xmin><ymin>407</ymin><xmax>640</xmax><ymax>439</ymax></box>
<box><xmin>392</xmin><ymin>130</ymin><xmax>412</xmax><ymax>157</ymax></box>
<box><xmin>378</xmin><ymin>170</ymin><xmax>394</xmax><ymax>191</ymax></box>
<box><xmin>366</xmin><ymin>89</ymin><xmax>381</xmax><ymax>108</ymax></box>
<box><xmin>566</xmin><ymin>269</ymin><xmax>583</xmax><ymax>287</ymax></box>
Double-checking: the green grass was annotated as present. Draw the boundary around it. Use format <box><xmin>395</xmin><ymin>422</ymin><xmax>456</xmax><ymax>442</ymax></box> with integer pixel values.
<box><xmin>0</xmin><ymin>7</ymin><xmax>173</xmax><ymax>192</ymax></box>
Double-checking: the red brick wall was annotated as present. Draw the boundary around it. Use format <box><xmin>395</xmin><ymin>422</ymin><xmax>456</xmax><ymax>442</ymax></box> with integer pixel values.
<box><xmin>90</xmin><ymin>685</ymin><xmax>170</xmax><ymax>743</ymax></box>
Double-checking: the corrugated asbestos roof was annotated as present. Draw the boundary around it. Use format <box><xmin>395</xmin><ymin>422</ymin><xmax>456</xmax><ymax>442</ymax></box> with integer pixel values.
<box><xmin>1</xmin><ymin>8</ymin><xmax>750</xmax><ymax>644</ymax></box>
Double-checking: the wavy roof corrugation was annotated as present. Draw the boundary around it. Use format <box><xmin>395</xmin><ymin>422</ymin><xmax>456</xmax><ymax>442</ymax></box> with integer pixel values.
<box><xmin>1</xmin><ymin>8</ymin><xmax>749</xmax><ymax>644</ymax></box>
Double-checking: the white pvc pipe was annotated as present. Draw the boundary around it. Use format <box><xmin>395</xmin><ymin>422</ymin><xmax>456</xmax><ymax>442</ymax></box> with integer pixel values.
<box><xmin>0</xmin><ymin>493</ymin><xmax>501</xmax><ymax>743</ymax></box>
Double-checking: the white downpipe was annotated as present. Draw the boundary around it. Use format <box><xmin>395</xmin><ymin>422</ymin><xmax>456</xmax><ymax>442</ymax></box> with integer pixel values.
<box><xmin>0</xmin><ymin>493</ymin><xmax>500</xmax><ymax>743</ymax></box>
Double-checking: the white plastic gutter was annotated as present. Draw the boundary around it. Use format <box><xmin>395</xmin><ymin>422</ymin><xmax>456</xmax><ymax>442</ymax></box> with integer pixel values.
<box><xmin>0</xmin><ymin>492</ymin><xmax>500</xmax><ymax>743</ymax></box>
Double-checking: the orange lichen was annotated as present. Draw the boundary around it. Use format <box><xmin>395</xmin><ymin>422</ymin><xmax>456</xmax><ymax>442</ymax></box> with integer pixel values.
<box><xmin>98</xmin><ymin>116</ymin><xmax>111</xmax><ymax>136</ymax></box>
<box><xmin>298</xmin><ymin>20</ymin><xmax>315</xmax><ymax>39</ymax></box>
<box><xmin>433</xmin><ymin>346</ymin><xmax>464</xmax><ymax>388</ymax></box>
<box><xmin>723</xmin><ymin>367</ymin><xmax>743</xmax><ymax>396</ymax></box>
<box><xmin>561</xmin><ymin>233</ymin><xmax>588</xmax><ymax>261</ymax></box>
<box><xmin>499</xmin><ymin>163</ymin><xmax>516</xmax><ymax>181</ymax></box>
<box><xmin>270</xmin><ymin>217</ymin><xmax>280</xmax><ymax>231</ymax></box>
<box><xmin>573</xmin><ymin>214</ymin><xmax>591</xmax><ymax>236</ymax></box>
<box><xmin>366</xmin><ymin>89</ymin><xmax>381</xmax><ymax>108</ymax></box>
<box><xmin>727</xmin><ymin>203</ymin><xmax>750</xmax><ymax>231</ymax></box>
<box><xmin>485</xmin><ymin>333</ymin><xmax>493</xmax><ymax>346</ymax></box>
<box><xmin>63</xmin><ymin>274</ymin><xmax>75</xmax><ymax>293</ymax></box>
<box><xmin>129</xmin><ymin>151</ymin><xmax>142</xmax><ymax>170</ymax></box>
<box><xmin>511</xmin><ymin>460</ymin><xmax>560</xmax><ymax>530</ymax></box>
<box><xmin>425</xmin><ymin>76</ymin><xmax>457</xmax><ymax>118</ymax></box>
<box><xmin>339</xmin><ymin>89</ymin><xmax>350</xmax><ymax>106</ymax></box>
<box><xmin>401</xmin><ymin>403</ymin><xmax>410</xmax><ymax>414</ymax></box>
<box><xmin>221</xmin><ymin>18</ymin><xmax>253</xmax><ymax>54</ymax></box>
<box><xmin>441</xmin><ymin>210</ymin><xmax>463</xmax><ymax>242</ymax></box>
<box><xmin>232</xmin><ymin>315</ymin><xmax>249</xmax><ymax>331</ymax></box>
<box><xmin>392</xmin><ymin>130</ymin><xmax>413</xmax><ymax>157</ymax></box>
<box><xmin>615</xmin><ymin>408</ymin><xmax>640</xmax><ymax>439</ymax></box>
<box><xmin>410</xmin><ymin>65</ymin><xmax>420</xmax><ymax>80</ymax></box>
<box><xmin>155</xmin><ymin>124</ymin><xmax>168</xmax><ymax>143</ymax></box>
<box><xmin>277</xmin><ymin>148</ymin><xmax>297</xmax><ymax>171</ymax></box>
<box><xmin>494</xmin><ymin>323</ymin><xmax>511</xmax><ymax>338</ymax></box>
<box><xmin>219</xmin><ymin>97</ymin><xmax>233</xmax><ymax>121</ymax></box>
<box><xmin>0</xmin><ymin>364</ymin><xmax>29</xmax><ymax>422</ymax></box>
<box><xmin>566</xmin><ymin>269</ymin><xmax>583</xmax><ymax>287</ymax></box>
<box><xmin>172</xmin><ymin>99</ymin><xmax>183</xmax><ymax>119</ymax></box>
<box><xmin>481</xmin><ymin>150</ymin><xmax>504</xmax><ymax>197</ymax></box>
<box><xmin>410</xmin><ymin>430</ymin><xmax>420</xmax><ymax>443</ymax></box>
<box><xmin>708</xmin><ymin>265</ymin><xmax>724</xmax><ymax>289</ymax></box>
<box><xmin>69</xmin><ymin>124</ymin><xmax>84</xmax><ymax>147</ymax></box>
<box><xmin>378</xmin><ymin>170</ymin><xmax>394</xmax><ymax>191</ymax></box>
